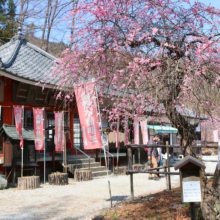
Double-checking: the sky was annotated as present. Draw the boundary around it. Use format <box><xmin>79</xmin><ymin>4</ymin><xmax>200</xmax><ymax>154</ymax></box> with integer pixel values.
<box><xmin>192</xmin><ymin>0</ymin><xmax>220</xmax><ymax>8</ymax></box>
<box><xmin>26</xmin><ymin>0</ymin><xmax>220</xmax><ymax>46</ymax></box>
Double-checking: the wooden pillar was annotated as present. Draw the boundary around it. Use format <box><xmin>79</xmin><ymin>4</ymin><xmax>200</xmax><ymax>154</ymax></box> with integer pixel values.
<box><xmin>107</xmin><ymin>133</ymin><xmax>109</xmax><ymax>170</ymax></box>
<box><xmin>166</xmin><ymin>144</ymin><xmax>171</xmax><ymax>190</ymax></box>
<box><xmin>190</xmin><ymin>202</ymin><xmax>196</xmax><ymax>220</ymax></box>
<box><xmin>64</xmin><ymin>133</ymin><xmax>67</xmax><ymax>173</ymax></box>
<box><xmin>12</xmin><ymin>167</ymin><xmax>16</xmax><ymax>187</ymax></box>
<box><xmin>70</xmin><ymin>111</ymin><xmax>74</xmax><ymax>155</ymax></box>
<box><xmin>128</xmin><ymin>148</ymin><xmax>134</xmax><ymax>200</ymax></box>
<box><xmin>52</xmin><ymin>129</ymin><xmax>55</xmax><ymax>172</ymax></box>
<box><xmin>163</xmin><ymin>159</ymin><xmax>168</xmax><ymax>189</ymax></box>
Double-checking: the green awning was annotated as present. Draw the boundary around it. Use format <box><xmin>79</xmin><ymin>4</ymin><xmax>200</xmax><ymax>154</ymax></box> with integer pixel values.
<box><xmin>147</xmin><ymin>125</ymin><xmax>178</xmax><ymax>133</ymax></box>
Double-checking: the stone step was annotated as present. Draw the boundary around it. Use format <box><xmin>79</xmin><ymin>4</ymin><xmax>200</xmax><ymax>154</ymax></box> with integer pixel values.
<box><xmin>67</xmin><ymin>162</ymin><xmax>101</xmax><ymax>174</ymax></box>
<box><xmin>67</xmin><ymin>158</ymin><xmax>96</xmax><ymax>164</ymax></box>
<box><xmin>92</xmin><ymin>170</ymin><xmax>112</xmax><ymax>178</ymax></box>
<box><xmin>76</xmin><ymin>166</ymin><xmax>106</xmax><ymax>172</ymax></box>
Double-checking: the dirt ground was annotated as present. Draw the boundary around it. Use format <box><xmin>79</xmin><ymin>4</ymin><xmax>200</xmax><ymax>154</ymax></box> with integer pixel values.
<box><xmin>102</xmin><ymin>179</ymin><xmax>214</xmax><ymax>220</ymax></box>
<box><xmin>103</xmin><ymin>187</ymin><xmax>202</xmax><ymax>220</ymax></box>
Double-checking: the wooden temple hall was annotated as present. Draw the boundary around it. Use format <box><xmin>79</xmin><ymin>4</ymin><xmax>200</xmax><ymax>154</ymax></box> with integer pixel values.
<box><xmin>0</xmin><ymin>31</ymin><xmax>113</xmax><ymax>184</ymax></box>
<box><xmin>0</xmin><ymin>31</ymin><xmax>205</xmax><ymax>185</ymax></box>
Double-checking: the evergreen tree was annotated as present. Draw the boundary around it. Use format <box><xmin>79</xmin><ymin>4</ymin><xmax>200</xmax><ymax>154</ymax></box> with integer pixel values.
<box><xmin>0</xmin><ymin>0</ymin><xmax>16</xmax><ymax>44</ymax></box>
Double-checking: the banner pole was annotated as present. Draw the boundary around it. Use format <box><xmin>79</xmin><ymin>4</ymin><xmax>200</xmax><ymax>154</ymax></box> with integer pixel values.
<box><xmin>94</xmin><ymin>82</ymin><xmax>112</xmax><ymax>207</ymax></box>
<box><xmin>116</xmin><ymin>119</ymin><xmax>119</xmax><ymax>171</ymax></box>
<box><xmin>43</xmin><ymin>108</ymin><xmax>46</xmax><ymax>184</ymax></box>
<box><xmin>63</xmin><ymin>111</ymin><xmax>65</xmax><ymax>173</ymax></box>
<box><xmin>21</xmin><ymin>106</ymin><xmax>24</xmax><ymax>177</ymax></box>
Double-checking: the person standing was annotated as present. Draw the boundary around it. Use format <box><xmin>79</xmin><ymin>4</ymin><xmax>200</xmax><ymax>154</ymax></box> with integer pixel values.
<box><xmin>147</xmin><ymin>134</ymin><xmax>160</xmax><ymax>180</ymax></box>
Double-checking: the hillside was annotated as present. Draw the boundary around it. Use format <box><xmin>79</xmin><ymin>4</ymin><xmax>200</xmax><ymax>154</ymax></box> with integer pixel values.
<box><xmin>25</xmin><ymin>34</ymin><xmax>68</xmax><ymax>58</ymax></box>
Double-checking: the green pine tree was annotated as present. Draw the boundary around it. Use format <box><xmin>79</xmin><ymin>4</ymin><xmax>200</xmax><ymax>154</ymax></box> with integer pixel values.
<box><xmin>0</xmin><ymin>0</ymin><xmax>17</xmax><ymax>44</ymax></box>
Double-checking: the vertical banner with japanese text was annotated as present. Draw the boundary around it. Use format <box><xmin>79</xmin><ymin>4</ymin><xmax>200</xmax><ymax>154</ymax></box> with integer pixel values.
<box><xmin>14</xmin><ymin>106</ymin><xmax>23</xmax><ymax>148</ymax></box>
<box><xmin>33</xmin><ymin>109</ymin><xmax>44</xmax><ymax>150</ymax></box>
<box><xmin>116</xmin><ymin>120</ymin><xmax>119</xmax><ymax>148</ymax></box>
<box><xmin>134</xmin><ymin>117</ymin><xmax>139</xmax><ymax>145</ymax></box>
<box><xmin>124</xmin><ymin>120</ymin><xmax>129</xmax><ymax>146</ymax></box>
<box><xmin>74</xmin><ymin>82</ymin><xmax>102</xmax><ymax>149</ymax></box>
<box><xmin>55</xmin><ymin>112</ymin><xmax>64</xmax><ymax>152</ymax></box>
<box><xmin>140</xmin><ymin>120</ymin><xmax>149</xmax><ymax>144</ymax></box>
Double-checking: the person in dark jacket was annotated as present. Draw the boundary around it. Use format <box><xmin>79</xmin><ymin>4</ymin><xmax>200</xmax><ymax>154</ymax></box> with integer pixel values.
<box><xmin>147</xmin><ymin>134</ymin><xmax>161</xmax><ymax>179</ymax></box>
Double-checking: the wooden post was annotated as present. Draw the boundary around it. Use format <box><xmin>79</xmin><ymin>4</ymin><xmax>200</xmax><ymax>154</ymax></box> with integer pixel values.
<box><xmin>190</xmin><ymin>202</ymin><xmax>196</xmax><ymax>220</ymax></box>
<box><xmin>64</xmin><ymin>133</ymin><xmax>67</xmax><ymax>173</ymax></box>
<box><xmin>107</xmin><ymin>133</ymin><xmax>109</xmax><ymax>170</ymax></box>
<box><xmin>138</xmin><ymin>148</ymin><xmax>140</xmax><ymax>164</ymax></box>
<box><xmin>52</xmin><ymin>129</ymin><xmax>55</xmax><ymax>172</ymax></box>
<box><xmin>163</xmin><ymin>159</ymin><xmax>168</xmax><ymax>189</ymax></box>
<box><xmin>128</xmin><ymin>148</ymin><xmax>134</xmax><ymax>200</ymax></box>
<box><xmin>18</xmin><ymin>176</ymin><xmax>40</xmax><ymax>190</ymax></box>
<box><xmin>166</xmin><ymin>142</ymin><xmax>171</xmax><ymax>190</ymax></box>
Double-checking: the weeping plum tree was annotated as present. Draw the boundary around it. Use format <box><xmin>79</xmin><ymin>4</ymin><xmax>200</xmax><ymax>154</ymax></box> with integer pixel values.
<box><xmin>53</xmin><ymin>1</ymin><xmax>220</xmax><ymax>218</ymax></box>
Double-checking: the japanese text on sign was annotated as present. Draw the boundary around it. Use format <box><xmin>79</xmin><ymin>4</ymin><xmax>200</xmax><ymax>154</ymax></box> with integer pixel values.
<box><xmin>134</xmin><ymin>117</ymin><xmax>139</xmax><ymax>145</ymax></box>
<box><xmin>55</xmin><ymin>112</ymin><xmax>64</xmax><ymax>152</ymax></box>
<box><xmin>74</xmin><ymin>82</ymin><xmax>102</xmax><ymax>150</ymax></box>
<box><xmin>182</xmin><ymin>181</ymin><xmax>201</xmax><ymax>202</ymax></box>
<box><xmin>33</xmin><ymin>109</ymin><xmax>44</xmax><ymax>150</ymax></box>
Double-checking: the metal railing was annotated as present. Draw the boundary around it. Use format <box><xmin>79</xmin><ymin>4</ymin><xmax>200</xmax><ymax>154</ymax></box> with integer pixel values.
<box><xmin>101</xmin><ymin>148</ymin><xmax>114</xmax><ymax>172</ymax></box>
<box><xmin>68</xmin><ymin>142</ymin><xmax>91</xmax><ymax>170</ymax></box>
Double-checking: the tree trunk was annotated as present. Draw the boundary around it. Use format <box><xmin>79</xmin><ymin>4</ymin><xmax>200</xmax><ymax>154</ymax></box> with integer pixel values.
<box><xmin>45</xmin><ymin>0</ymin><xmax>58</xmax><ymax>52</ymax></box>
<box><xmin>181</xmin><ymin>132</ymin><xmax>218</xmax><ymax>219</ymax></box>
<box><xmin>74</xmin><ymin>169</ymin><xmax>92</xmax><ymax>181</ymax></box>
<box><xmin>48</xmin><ymin>173</ymin><xmax>68</xmax><ymax>185</ymax></box>
<box><xmin>18</xmin><ymin>0</ymin><xmax>24</xmax><ymax>29</ymax></box>
<box><xmin>41</xmin><ymin>0</ymin><xmax>51</xmax><ymax>49</ymax></box>
<box><xmin>114</xmin><ymin>166</ymin><xmax>127</xmax><ymax>175</ymax></box>
<box><xmin>165</xmin><ymin>105</ymin><xmax>219</xmax><ymax>220</ymax></box>
<box><xmin>18</xmin><ymin>176</ymin><xmax>40</xmax><ymax>190</ymax></box>
<box><xmin>132</xmin><ymin>164</ymin><xmax>144</xmax><ymax>171</ymax></box>
<box><xmin>69</xmin><ymin>0</ymin><xmax>78</xmax><ymax>49</ymax></box>
<box><xmin>200</xmin><ymin>167</ymin><xmax>218</xmax><ymax>219</ymax></box>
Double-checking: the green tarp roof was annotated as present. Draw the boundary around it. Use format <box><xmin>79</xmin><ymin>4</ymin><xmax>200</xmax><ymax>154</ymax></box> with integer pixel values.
<box><xmin>147</xmin><ymin>125</ymin><xmax>178</xmax><ymax>133</ymax></box>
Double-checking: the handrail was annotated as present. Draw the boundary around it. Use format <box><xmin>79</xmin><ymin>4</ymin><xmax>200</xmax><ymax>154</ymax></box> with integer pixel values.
<box><xmin>101</xmin><ymin>147</ymin><xmax>114</xmax><ymax>172</ymax></box>
<box><xmin>68</xmin><ymin>141</ymin><xmax>91</xmax><ymax>170</ymax></box>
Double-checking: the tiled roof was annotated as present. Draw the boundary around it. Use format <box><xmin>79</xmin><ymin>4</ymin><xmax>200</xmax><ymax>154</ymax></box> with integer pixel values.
<box><xmin>0</xmin><ymin>33</ymin><xmax>59</xmax><ymax>86</ymax></box>
<box><xmin>0</xmin><ymin>124</ymin><xmax>35</xmax><ymax>141</ymax></box>
<box><xmin>0</xmin><ymin>124</ymin><xmax>50</xmax><ymax>141</ymax></box>
<box><xmin>174</xmin><ymin>155</ymin><xmax>206</xmax><ymax>170</ymax></box>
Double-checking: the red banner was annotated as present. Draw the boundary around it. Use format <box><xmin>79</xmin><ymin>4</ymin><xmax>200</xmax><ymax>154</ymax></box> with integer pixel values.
<box><xmin>124</xmin><ymin>120</ymin><xmax>129</xmax><ymax>146</ymax></box>
<box><xmin>134</xmin><ymin>117</ymin><xmax>139</xmax><ymax>144</ymax></box>
<box><xmin>74</xmin><ymin>82</ymin><xmax>102</xmax><ymax>149</ymax></box>
<box><xmin>140</xmin><ymin>119</ymin><xmax>149</xmax><ymax>144</ymax></box>
<box><xmin>116</xmin><ymin>120</ymin><xmax>119</xmax><ymax>148</ymax></box>
<box><xmin>55</xmin><ymin>112</ymin><xmax>64</xmax><ymax>152</ymax></box>
<box><xmin>33</xmin><ymin>109</ymin><xmax>44</xmax><ymax>150</ymax></box>
<box><xmin>14</xmin><ymin>107</ymin><xmax>23</xmax><ymax>148</ymax></box>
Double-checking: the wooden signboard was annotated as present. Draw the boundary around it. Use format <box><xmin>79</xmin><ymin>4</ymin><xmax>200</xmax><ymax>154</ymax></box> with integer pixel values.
<box><xmin>174</xmin><ymin>155</ymin><xmax>205</xmax><ymax>203</ymax></box>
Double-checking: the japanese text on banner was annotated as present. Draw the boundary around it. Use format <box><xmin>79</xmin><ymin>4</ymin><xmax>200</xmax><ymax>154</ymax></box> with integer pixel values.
<box><xmin>33</xmin><ymin>109</ymin><xmax>44</xmax><ymax>150</ymax></box>
<box><xmin>74</xmin><ymin>82</ymin><xmax>102</xmax><ymax>150</ymax></box>
<box><xmin>55</xmin><ymin>112</ymin><xmax>64</xmax><ymax>152</ymax></box>
<box><xmin>14</xmin><ymin>107</ymin><xmax>23</xmax><ymax>148</ymax></box>
<box><xmin>134</xmin><ymin>117</ymin><xmax>139</xmax><ymax>145</ymax></box>
<box><xmin>140</xmin><ymin>120</ymin><xmax>148</xmax><ymax>144</ymax></box>
<box><xmin>124</xmin><ymin>120</ymin><xmax>129</xmax><ymax>146</ymax></box>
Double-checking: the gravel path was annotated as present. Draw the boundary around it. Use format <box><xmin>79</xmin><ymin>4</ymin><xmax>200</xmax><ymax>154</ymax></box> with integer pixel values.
<box><xmin>0</xmin><ymin>168</ymin><xmax>181</xmax><ymax>220</ymax></box>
